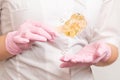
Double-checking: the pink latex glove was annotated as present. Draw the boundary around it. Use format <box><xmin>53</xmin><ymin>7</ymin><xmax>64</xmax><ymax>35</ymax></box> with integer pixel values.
<box><xmin>6</xmin><ymin>21</ymin><xmax>56</xmax><ymax>55</ymax></box>
<box><xmin>60</xmin><ymin>41</ymin><xmax>111</xmax><ymax>68</ymax></box>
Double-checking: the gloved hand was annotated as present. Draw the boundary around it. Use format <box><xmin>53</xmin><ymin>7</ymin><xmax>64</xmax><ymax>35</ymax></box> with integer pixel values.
<box><xmin>6</xmin><ymin>21</ymin><xmax>56</xmax><ymax>55</ymax></box>
<box><xmin>60</xmin><ymin>41</ymin><xmax>111</xmax><ymax>68</ymax></box>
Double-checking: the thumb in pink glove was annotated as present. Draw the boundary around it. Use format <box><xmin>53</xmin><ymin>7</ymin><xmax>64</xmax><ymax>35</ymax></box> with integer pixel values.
<box><xmin>60</xmin><ymin>41</ymin><xmax>111</xmax><ymax>68</ymax></box>
<box><xmin>6</xmin><ymin>21</ymin><xmax>56</xmax><ymax>55</ymax></box>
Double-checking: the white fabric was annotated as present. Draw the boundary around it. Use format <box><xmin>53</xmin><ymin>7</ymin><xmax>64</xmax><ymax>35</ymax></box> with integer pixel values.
<box><xmin>0</xmin><ymin>0</ymin><xmax>119</xmax><ymax>80</ymax></box>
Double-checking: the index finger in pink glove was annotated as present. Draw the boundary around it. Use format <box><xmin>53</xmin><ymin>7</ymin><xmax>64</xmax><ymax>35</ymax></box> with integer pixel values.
<box><xmin>14</xmin><ymin>31</ymin><xmax>48</xmax><ymax>43</ymax></box>
<box><xmin>14</xmin><ymin>22</ymin><xmax>54</xmax><ymax>43</ymax></box>
<box><xmin>29</xmin><ymin>20</ymin><xmax>56</xmax><ymax>40</ymax></box>
<box><xmin>60</xmin><ymin>55</ymin><xmax>74</xmax><ymax>62</ymax></box>
<box><xmin>20</xmin><ymin>26</ymin><xmax>52</xmax><ymax>41</ymax></box>
<box><xmin>60</xmin><ymin>62</ymin><xmax>77</xmax><ymax>68</ymax></box>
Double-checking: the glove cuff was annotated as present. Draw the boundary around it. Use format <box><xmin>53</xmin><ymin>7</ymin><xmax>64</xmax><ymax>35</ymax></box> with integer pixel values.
<box><xmin>100</xmin><ymin>43</ymin><xmax>111</xmax><ymax>62</ymax></box>
<box><xmin>6</xmin><ymin>31</ymin><xmax>22</xmax><ymax>55</ymax></box>
<box><xmin>95</xmin><ymin>41</ymin><xmax>112</xmax><ymax>63</ymax></box>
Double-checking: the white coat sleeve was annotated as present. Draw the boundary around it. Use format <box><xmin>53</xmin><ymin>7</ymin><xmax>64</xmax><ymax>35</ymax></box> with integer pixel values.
<box><xmin>91</xmin><ymin>0</ymin><xmax>120</xmax><ymax>48</ymax></box>
<box><xmin>0</xmin><ymin>0</ymin><xmax>3</xmax><ymax>35</ymax></box>
<box><xmin>0</xmin><ymin>0</ymin><xmax>15</xmax><ymax>34</ymax></box>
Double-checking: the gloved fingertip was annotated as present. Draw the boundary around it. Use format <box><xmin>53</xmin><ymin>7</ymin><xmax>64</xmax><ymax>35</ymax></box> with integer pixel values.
<box><xmin>71</xmin><ymin>59</ymin><xmax>77</xmax><ymax>63</ymax></box>
<box><xmin>48</xmin><ymin>33</ymin><xmax>58</xmax><ymax>42</ymax></box>
<box><xmin>21</xmin><ymin>40</ymin><xmax>30</xmax><ymax>43</ymax></box>
<box><xmin>63</xmin><ymin>57</ymin><xmax>70</xmax><ymax>62</ymax></box>
<box><xmin>47</xmin><ymin>36</ymin><xmax>52</xmax><ymax>40</ymax></box>
<box><xmin>39</xmin><ymin>38</ymin><xmax>47</xmax><ymax>42</ymax></box>
<box><xmin>60</xmin><ymin>64</ymin><xmax>66</xmax><ymax>68</ymax></box>
<box><xmin>60</xmin><ymin>62</ymin><xmax>74</xmax><ymax>68</ymax></box>
<box><xmin>14</xmin><ymin>37</ymin><xmax>30</xmax><ymax>44</ymax></box>
<box><xmin>60</xmin><ymin>57</ymin><xmax>67</xmax><ymax>62</ymax></box>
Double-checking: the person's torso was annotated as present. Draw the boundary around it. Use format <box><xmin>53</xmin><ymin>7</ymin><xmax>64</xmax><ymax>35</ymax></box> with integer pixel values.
<box><xmin>0</xmin><ymin>0</ymin><xmax>103</xmax><ymax>80</ymax></box>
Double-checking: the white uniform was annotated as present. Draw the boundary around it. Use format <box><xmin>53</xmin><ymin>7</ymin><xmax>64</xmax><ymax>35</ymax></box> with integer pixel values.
<box><xmin>0</xmin><ymin>0</ymin><xmax>119</xmax><ymax>80</ymax></box>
